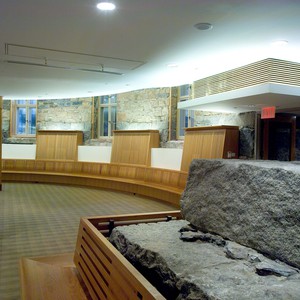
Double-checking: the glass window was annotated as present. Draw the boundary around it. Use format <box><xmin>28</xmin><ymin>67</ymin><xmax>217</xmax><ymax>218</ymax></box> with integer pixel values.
<box><xmin>16</xmin><ymin>107</ymin><xmax>26</xmax><ymax>134</ymax></box>
<box><xmin>180</xmin><ymin>84</ymin><xmax>190</xmax><ymax>98</ymax></box>
<box><xmin>179</xmin><ymin>109</ymin><xmax>194</xmax><ymax>137</ymax></box>
<box><xmin>177</xmin><ymin>84</ymin><xmax>194</xmax><ymax>139</ymax></box>
<box><xmin>28</xmin><ymin>107</ymin><xmax>37</xmax><ymax>134</ymax></box>
<box><xmin>98</xmin><ymin>95</ymin><xmax>117</xmax><ymax>137</ymax></box>
<box><xmin>100</xmin><ymin>95</ymin><xmax>109</xmax><ymax>104</ymax></box>
<box><xmin>11</xmin><ymin>100</ymin><xmax>37</xmax><ymax>136</ymax></box>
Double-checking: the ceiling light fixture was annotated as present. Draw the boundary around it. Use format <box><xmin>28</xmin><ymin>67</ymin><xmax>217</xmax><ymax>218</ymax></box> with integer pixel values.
<box><xmin>167</xmin><ymin>63</ymin><xmax>179</xmax><ymax>68</ymax></box>
<box><xmin>271</xmin><ymin>40</ymin><xmax>288</xmax><ymax>47</ymax></box>
<box><xmin>5</xmin><ymin>60</ymin><xmax>123</xmax><ymax>75</ymax></box>
<box><xmin>194</xmin><ymin>22</ymin><xmax>213</xmax><ymax>31</ymax></box>
<box><xmin>96</xmin><ymin>2</ymin><xmax>116</xmax><ymax>11</ymax></box>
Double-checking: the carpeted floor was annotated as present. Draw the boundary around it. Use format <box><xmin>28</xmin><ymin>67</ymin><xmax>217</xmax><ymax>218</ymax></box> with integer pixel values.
<box><xmin>0</xmin><ymin>183</ymin><xmax>177</xmax><ymax>300</ymax></box>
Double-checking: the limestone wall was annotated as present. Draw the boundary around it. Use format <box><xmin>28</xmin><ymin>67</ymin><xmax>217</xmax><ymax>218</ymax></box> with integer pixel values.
<box><xmin>37</xmin><ymin>98</ymin><xmax>93</xmax><ymax>142</ymax></box>
<box><xmin>2</xmin><ymin>100</ymin><xmax>11</xmax><ymax>143</ymax></box>
<box><xmin>117</xmin><ymin>88</ymin><xmax>171</xmax><ymax>143</ymax></box>
<box><xmin>1</xmin><ymin>92</ymin><xmax>298</xmax><ymax>160</ymax></box>
<box><xmin>2</xmin><ymin>97</ymin><xmax>93</xmax><ymax>144</ymax></box>
<box><xmin>194</xmin><ymin>111</ymin><xmax>255</xmax><ymax>128</ymax></box>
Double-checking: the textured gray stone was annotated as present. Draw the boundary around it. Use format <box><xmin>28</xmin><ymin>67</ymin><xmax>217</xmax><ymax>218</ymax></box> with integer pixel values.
<box><xmin>255</xmin><ymin>261</ymin><xmax>298</xmax><ymax>277</ymax></box>
<box><xmin>224</xmin><ymin>241</ymin><xmax>260</xmax><ymax>261</ymax></box>
<box><xmin>180</xmin><ymin>231</ymin><xmax>226</xmax><ymax>246</ymax></box>
<box><xmin>239</xmin><ymin>126</ymin><xmax>255</xmax><ymax>158</ymax></box>
<box><xmin>181</xmin><ymin>159</ymin><xmax>300</xmax><ymax>269</ymax></box>
<box><xmin>110</xmin><ymin>220</ymin><xmax>300</xmax><ymax>300</ymax></box>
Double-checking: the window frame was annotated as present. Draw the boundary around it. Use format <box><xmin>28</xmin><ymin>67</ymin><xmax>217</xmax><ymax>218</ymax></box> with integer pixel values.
<box><xmin>98</xmin><ymin>94</ymin><xmax>117</xmax><ymax>138</ymax></box>
<box><xmin>10</xmin><ymin>100</ymin><xmax>37</xmax><ymax>137</ymax></box>
<box><xmin>176</xmin><ymin>84</ymin><xmax>194</xmax><ymax>139</ymax></box>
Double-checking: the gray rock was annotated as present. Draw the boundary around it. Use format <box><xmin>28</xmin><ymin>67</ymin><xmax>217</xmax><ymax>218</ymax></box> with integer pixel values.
<box><xmin>180</xmin><ymin>231</ymin><xmax>204</xmax><ymax>242</ymax></box>
<box><xmin>239</xmin><ymin>126</ymin><xmax>255</xmax><ymax>158</ymax></box>
<box><xmin>181</xmin><ymin>159</ymin><xmax>300</xmax><ymax>269</ymax></box>
<box><xmin>109</xmin><ymin>220</ymin><xmax>300</xmax><ymax>300</ymax></box>
<box><xmin>255</xmin><ymin>261</ymin><xmax>298</xmax><ymax>277</ymax></box>
<box><xmin>180</xmin><ymin>231</ymin><xmax>226</xmax><ymax>247</ymax></box>
<box><xmin>179</xmin><ymin>224</ymin><xmax>197</xmax><ymax>232</ymax></box>
<box><xmin>224</xmin><ymin>241</ymin><xmax>260</xmax><ymax>261</ymax></box>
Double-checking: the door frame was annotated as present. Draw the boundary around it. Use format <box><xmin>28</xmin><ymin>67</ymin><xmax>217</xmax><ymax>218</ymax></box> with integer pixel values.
<box><xmin>262</xmin><ymin>114</ymin><xmax>296</xmax><ymax>161</ymax></box>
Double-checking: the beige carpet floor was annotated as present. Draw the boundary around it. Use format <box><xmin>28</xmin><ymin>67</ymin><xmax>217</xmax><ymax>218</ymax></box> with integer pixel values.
<box><xmin>0</xmin><ymin>183</ymin><xmax>177</xmax><ymax>300</ymax></box>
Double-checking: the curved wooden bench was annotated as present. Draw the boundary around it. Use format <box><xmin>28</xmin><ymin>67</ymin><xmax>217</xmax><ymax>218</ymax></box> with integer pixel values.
<box><xmin>20</xmin><ymin>211</ymin><xmax>182</xmax><ymax>300</ymax></box>
<box><xmin>2</xmin><ymin>159</ymin><xmax>187</xmax><ymax>206</ymax></box>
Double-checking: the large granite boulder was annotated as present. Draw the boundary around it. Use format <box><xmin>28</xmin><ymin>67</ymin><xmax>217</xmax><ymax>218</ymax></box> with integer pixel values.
<box><xmin>110</xmin><ymin>220</ymin><xmax>300</xmax><ymax>300</ymax></box>
<box><xmin>181</xmin><ymin>159</ymin><xmax>300</xmax><ymax>269</ymax></box>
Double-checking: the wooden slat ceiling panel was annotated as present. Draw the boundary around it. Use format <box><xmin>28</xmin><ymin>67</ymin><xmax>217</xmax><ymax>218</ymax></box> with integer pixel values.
<box><xmin>193</xmin><ymin>58</ymin><xmax>300</xmax><ymax>98</ymax></box>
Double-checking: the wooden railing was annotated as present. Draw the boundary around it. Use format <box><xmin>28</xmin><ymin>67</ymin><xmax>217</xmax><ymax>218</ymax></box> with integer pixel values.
<box><xmin>74</xmin><ymin>211</ymin><xmax>182</xmax><ymax>300</ymax></box>
<box><xmin>2</xmin><ymin>159</ymin><xmax>187</xmax><ymax>206</ymax></box>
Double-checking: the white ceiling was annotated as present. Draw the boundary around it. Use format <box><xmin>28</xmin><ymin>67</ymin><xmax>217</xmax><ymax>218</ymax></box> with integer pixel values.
<box><xmin>1</xmin><ymin>0</ymin><xmax>300</xmax><ymax>113</ymax></box>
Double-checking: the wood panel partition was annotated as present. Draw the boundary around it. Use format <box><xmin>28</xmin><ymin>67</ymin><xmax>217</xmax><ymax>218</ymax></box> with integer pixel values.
<box><xmin>180</xmin><ymin>125</ymin><xmax>239</xmax><ymax>172</ymax></box>
<box><xmin>111</xmin><ymin>130</ymin><xmax>159</xmax><ymax>166</ymax></box>
<box><xmin>36</xmin><ymin>130</ymin><xmax>83</xmax><ymax>161</ymax></box>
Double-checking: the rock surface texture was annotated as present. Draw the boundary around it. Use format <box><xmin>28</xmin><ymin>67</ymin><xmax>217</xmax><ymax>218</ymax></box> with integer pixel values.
<box><xmin>110</xmin><ymin>220</ymin><xmax>300</xmax><ymax>300</ymax></box>
<box><xmin>181</xmin><ymin>159</ymin><xmax>300</xmax><ymax>269</ymax></box>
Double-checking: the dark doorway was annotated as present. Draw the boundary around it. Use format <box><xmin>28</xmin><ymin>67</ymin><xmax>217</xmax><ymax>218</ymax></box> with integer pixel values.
<box><xmin>261</xmin><ymin>114</ymin><xmax>297</xmax><ymax>161</ymax></box>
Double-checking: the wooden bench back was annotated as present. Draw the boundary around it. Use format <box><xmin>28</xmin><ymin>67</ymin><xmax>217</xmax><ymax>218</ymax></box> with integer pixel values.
<box><xmin>2</xmin><ymin>159</ymin><xmax>187</xmax><ymax>190</ymax></box>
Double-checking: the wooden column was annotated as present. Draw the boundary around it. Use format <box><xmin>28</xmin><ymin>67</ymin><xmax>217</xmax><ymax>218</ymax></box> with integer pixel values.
<box><xmin>0</xmin><ymin>96</ymin><xmax>2</xmax><ymax>191</ymax></box>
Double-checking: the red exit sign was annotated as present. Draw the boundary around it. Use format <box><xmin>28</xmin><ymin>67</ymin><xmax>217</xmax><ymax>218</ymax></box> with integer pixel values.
<box><xmin>261</xmin><ymin>106</ymin><xmax>276</xmax><ymax>119</ymax></box>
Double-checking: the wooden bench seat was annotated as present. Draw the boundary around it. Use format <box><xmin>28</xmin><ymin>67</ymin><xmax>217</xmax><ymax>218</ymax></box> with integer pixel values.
<box><xmin>19</xmin><ymin>253</ymin><xmax>90</xmax><ymax>300</ymax></box>
<box><xmin>2</xmin><ymin>159</ymin><xmax>187</xmax><ymax>206</ymax></box>
<box><xmin>19</xmin><ymin>211</ymin><xmax>182</xmax><ymax>300</ymax></box>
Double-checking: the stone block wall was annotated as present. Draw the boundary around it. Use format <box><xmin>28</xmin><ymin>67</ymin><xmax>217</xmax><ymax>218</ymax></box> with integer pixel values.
<box><xmin>37</xmin><ymin>97</ymin><xmax>93</xmax><ymax>142</ymax></box>
<box><xmin>2</xmin><ymin>100</ymin><xmax>11</xmax><ymax>143</ymax></box>
<box><xmin>194</xmin><ymin>111</ymin><xmax>255</xmax><ymax>128</ymax></box>
<box><xmin>2</xmin><ymin>91</ymin><xmax>299</xmax><ymax>160</ymax></box>
<box><xmin>116</xmin><ymin>88</ymin><xmax>171</xmax><ymax>143</ymax></box>
<box><xmin>2</xmin><ymin>97</ymin><xmax>93</xmax><ymax>144</ymax></box>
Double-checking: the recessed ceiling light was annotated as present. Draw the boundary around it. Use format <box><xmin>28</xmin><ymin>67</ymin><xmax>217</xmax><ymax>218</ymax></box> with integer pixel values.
<box><xmin>271</xmin><ymin>40</ymin><xmax>288</xmax><ymax>47</ymax></box>
<box><xmin>194</xmin><ymin>23</ymin><xmax>213</xmax><ymax>31</ymax></box>
<box><xmin>96</xmin><ymin>2</ymin><xmax>116</xmax><ymax>11</ymax></box>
